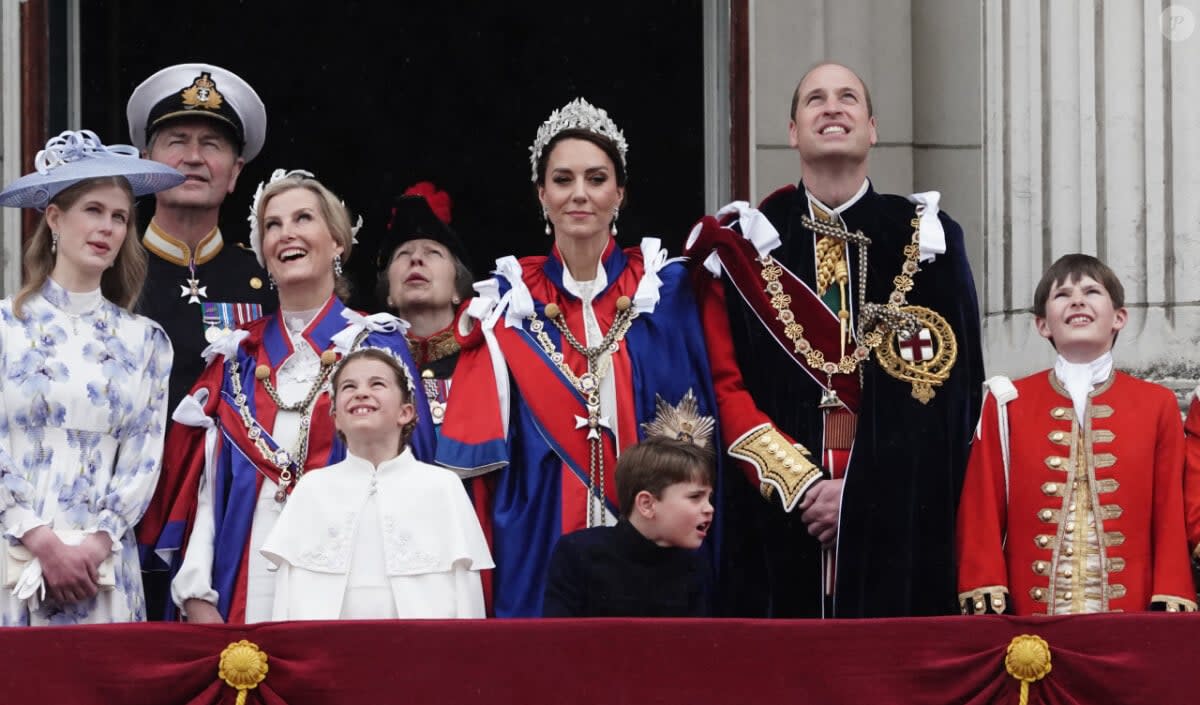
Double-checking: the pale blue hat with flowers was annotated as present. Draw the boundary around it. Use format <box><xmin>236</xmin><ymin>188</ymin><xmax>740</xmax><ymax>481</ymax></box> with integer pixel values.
<box><xmin>0</xmin><ymin>130</ymin><xmax>186</xmax><ymax>210</ymax></box>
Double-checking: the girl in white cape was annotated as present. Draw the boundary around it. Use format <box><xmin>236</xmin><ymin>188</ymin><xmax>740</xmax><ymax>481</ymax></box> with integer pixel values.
<box><xmin>261</xmin><ymin>347</ymin><xmax>492</xmax><ymax>620</ymax></box>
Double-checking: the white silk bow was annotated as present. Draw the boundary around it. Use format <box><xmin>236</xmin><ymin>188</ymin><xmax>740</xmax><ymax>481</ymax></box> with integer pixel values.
<box><xmin>330</xmin><ymin>310</ymin><xmax>409</xmax><ymax>353</ymax></box>
<box><xmin>201</xmin><ymin>329</ymin><xmax>250</xmax><ymax>365</ymax></box>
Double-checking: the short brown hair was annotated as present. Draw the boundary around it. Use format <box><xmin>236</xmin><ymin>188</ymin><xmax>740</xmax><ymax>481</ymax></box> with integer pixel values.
<box><xmin>14</xmin><ymin>176</ymin><xmax>146</xmax><ymax>318</ymax></box>
<box><xmin>1032</xmin><ymin>254</ymin><xmax>1124</xmax><ymax>317</ymax></box>
<box><xmin>789</xmin><ymin>61</ymin><xmax>875</xmax><ymax>121</ymax></box>
<box><xmin>330</xmin><ymin>348</ymin><xmax>416</xmax><ymax>453</ymax></box>
<box><xmin>616</xmin><ymin>436</ymin><xmax>715</xmax><ymax>516</ymax></box>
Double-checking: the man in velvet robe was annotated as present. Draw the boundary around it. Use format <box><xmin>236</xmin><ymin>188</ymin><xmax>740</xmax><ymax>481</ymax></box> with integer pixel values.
<box><xmin>686</xmin><ymin>62</ymin><xmax>984</xmax><ymax>617</ymax></box>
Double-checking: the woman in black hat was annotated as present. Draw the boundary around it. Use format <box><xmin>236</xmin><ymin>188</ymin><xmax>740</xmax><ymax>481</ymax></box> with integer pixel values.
<box><xmin>377</xmin><ymin>182</ymin><xmax>474</xmax><ymax>431</ymax></box>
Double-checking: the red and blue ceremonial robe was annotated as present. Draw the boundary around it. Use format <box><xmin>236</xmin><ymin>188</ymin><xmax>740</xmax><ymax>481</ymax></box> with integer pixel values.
<box><xmin>136</xmin><ymin>296</ymin><xmax>435</xmax><ymax>621</ymax></box>
<box><xmin>437</xmin><ymin>238</ymin><xmax>723</xmax><ymax>618</ymax></box>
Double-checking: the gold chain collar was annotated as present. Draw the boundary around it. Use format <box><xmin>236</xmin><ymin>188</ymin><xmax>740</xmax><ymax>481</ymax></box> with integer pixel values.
<box><xmin>227</xmin><ymin>348</ymin><xmax>340</xmax><ymax>503</ymax></box>
<box><xmin>527</xmin><ymin>294</ymin><xmax>638</xmax><ymax>527</ymax></box>
<box><xmin>761</xmin><ymin>215</ymin><xmax>924</xmax><ymax>379</ymax></box>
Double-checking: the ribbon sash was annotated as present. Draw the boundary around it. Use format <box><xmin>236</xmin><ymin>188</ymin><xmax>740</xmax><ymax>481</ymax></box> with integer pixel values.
<box><xmin>691</xmin><ymin>218</ymin><xmax>862</xmax><ymax>413</ymax></box>
<box><xmin>491</xmin><ymin>322</ymin><xmax>620</xmax><ymax>511</ymax></box>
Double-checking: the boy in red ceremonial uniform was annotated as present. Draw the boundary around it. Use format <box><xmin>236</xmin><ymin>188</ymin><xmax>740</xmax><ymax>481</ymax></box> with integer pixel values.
<box><xmin>957</xmin><ymin>254</ymin><xmax>1196</xmax><ymax>615</ymax></box>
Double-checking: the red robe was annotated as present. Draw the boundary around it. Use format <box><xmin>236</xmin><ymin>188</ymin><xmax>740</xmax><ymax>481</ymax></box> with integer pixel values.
<box><xmin>957</xmin><ymin>370</ymin><xmax>1195</xmax><ymax>615</ymax></box>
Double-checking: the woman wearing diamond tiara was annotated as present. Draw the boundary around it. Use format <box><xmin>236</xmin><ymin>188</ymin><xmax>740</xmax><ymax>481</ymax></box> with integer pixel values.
<box><xmin>437</xmin><ymin>99</ymin><xmax>724</xmax><ymax>617</ymax></box>
<box><xmin>137</xmin><ymin>170</ymin><xmax>435</xmax><ymax>624</ymax></box>
<box><xmin>0</xmin><ymin>130</ymin><xmax>181</xmax><ymax>625</ymax></box>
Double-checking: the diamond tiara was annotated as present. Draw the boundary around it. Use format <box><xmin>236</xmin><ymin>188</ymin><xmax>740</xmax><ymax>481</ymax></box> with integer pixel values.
<box><xmin>528</xmin><ymin>98</ymin><xmax>628</xmax><ymax>182</ymax></box>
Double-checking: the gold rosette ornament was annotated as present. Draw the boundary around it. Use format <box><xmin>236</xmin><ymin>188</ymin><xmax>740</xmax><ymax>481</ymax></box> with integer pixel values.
<box><xmin>1005</xmin><ymin>634</ymin><xmax>1051</xmax><ymax>705</ymax></box>
<box><xmin>219</xmin><ymin>640</ymin><xmax>269</xmax><ymax>705</ymax></box>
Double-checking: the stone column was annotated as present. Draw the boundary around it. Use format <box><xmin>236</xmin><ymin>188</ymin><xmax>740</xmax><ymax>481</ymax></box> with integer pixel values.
<box><xmin>983</xmin><ymin>0</ymin><xmax>1200</xmax><ymax>398</ymax></box>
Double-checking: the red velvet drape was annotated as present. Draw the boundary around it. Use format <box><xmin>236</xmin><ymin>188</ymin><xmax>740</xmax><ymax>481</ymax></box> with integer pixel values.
<box><xmin>1</xmin><ymin>615</ymin><xmax>1197</xmax><ymax>704</ymax></box>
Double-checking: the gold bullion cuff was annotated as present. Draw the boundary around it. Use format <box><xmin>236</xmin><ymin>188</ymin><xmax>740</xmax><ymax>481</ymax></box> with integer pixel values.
<box><xmin>1150</xmin><ymin>594</ymin><xmax>1199</xmax><ymax>612</ymax></box>
<box><xmin>958</xmin><ymin>585</ymin><xmax>1009</xmax><ymax>615</ymax></box>
<box><xmin>728</xmin><ymin>424</ymin><xmax>823</xmax><ymax>512</ymax></box>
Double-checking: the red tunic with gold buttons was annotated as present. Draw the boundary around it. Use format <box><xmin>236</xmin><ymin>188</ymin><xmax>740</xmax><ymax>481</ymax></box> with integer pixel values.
<box><xmin>956</xmin><ymin>370</ymin><xmax>1196</xmax><ymax>615</ymax></box>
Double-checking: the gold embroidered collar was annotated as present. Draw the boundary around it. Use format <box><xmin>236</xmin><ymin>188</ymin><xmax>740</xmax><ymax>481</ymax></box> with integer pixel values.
<box><xmin>143</xmin><ymin>220</ymin><xmax>224</xmax><ymax>266</ymax></box>
<box><xmin>407</xmin><ymin>326</ymin><xmax>460</xmax><ymax>368</ymax></box>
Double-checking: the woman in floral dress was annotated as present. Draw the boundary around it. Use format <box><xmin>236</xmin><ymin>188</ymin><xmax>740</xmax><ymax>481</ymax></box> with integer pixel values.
<box><xmin>0</xmin><ymin>130</ymin><xmax>182</xmax><ymax>625</ymax></box>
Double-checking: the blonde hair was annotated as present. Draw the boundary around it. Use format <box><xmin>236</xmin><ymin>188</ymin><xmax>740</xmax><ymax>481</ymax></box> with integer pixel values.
<box><xmin>255</xmin><ymin>174</ymin><xmax>355</xmax><ymax>301</ymax></box>
<box><xmin>13</xmin><ymin>176</ymin><xmax>146</xmax><ymax>318</ymax></box>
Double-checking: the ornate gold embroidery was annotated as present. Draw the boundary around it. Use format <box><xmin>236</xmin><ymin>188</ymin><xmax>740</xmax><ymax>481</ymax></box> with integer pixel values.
<box><xmin>1104</xmin><ymin>531</ymin><xmax>1126</xmax><ymax>547</ymax></box>
<box><xmin>729</xmin><ymin>424</ymin><xmax>822</xmax><ymax>511</ymax></box>
<box><xmin>1109</xmin><ymin>584</ymin><xmax>1126</xmax><ymax>599</ymax></box>
<box><xmin>1091</xmin><ymin>404</ymin><xmax>1115</xmax><ymax>419</ymax></box>
<box><xmin>958</xmin><ymin>585</ymin><xmax>1009</xmax><ymax>615</ymax></box>
<box><xmin>407</xmin><ymin>328</ymin><xmax>460</xmax><ymax>368</ymax></box>
<box><xmin>1099</xmin><ymin>504</ymin><xmax>1123</xmax><ymax>520</ymax></box>
<box><xmin>872</xmin><ymin>305</ymin><xmax>958</xmax><ymax>404</ymax></box>
<box><xmin>182</xmin><ymin>72</ymin><xmax>225</xmax><ymax>110</ymax></box>
<box><xmin>1092</xmin><ymin>429</ymin><xmax>1116</xmax><ymax>443</ymax></box>
<box><xmin>1094</xmin><ymin>453</ymin><xmax>1117</xmax><ymax>469</ymax></box>
<box><xmin>1096</xmin><ymin>478</ymin><xmax>1119</xmax><ymax>493</ymax></box>
<box><xmin>1107</xmin><ymin>557</ymin><xmax>1126</xmax><ymax>572</ymax></box>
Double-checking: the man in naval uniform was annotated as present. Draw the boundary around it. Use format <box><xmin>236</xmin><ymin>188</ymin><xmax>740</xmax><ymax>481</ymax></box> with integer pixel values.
<box><xmin>127</xmin><ymin>63</ymin><xmax>277</xmax><ymax>414</ymax></box>
<box><xmin>127</xmin><ymin>63</ymin><xmax>276</xmax><ymax>620</ymax></box>
<box><xmin>686</xmin><ymin>62</ymin><xmax>984</xmax><ymax>617</ymax></box>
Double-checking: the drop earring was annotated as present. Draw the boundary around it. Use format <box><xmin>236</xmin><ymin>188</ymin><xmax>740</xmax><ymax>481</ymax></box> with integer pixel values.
<box><xmin>268</xmin><ymin>274</ymin><xmax>277</xmax><ymax>290</ymax></box>
<box><xmin>333</xmin><ymin>255</ymin><xmax>343</xmax><ymax>277</ymax></box>
<box><xmin>611</xmin><ymin>207</ymin><xmax>620</xmax><ymax>237</ymax></box>
<box><xmin>51</xmin><ymin>232</ymin><xmax>59</xmax><ymax>254</ymax></box>
<box><xmin>543</xmin><ymin>208</ymin><xmax>552</xmax><ymax>237</ymax></box>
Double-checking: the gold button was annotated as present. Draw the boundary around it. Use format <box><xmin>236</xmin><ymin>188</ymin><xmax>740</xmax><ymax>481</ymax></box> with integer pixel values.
<box><xmin>768</xmin><ymin>442</ymin><xmax>779</xmax><ymax>452</ymax></box>
<box><xmin>1045</xmin><ymin>483</ymin><xmax>1059</xmax><ymax>494</ymax></box>
<box><xmin>1053</xmin><ymin>408</ymin><xmax>1066</xmax><ymax>418</ymax></box>
<box><xmin>421</xmin><ymin>369</ymin><xmax>435</xmax><ymax>379</ymax></box>
<box><xmin>250</xmin><ymin>276</ymin><xmax>263</xmax><ymax>289</ymax></box>
<box><xmin>1037</xmin><ymin>536</ymin><xmax>1049</xmax><ymax>547</ymax></box>
<box><xmin>1034</xmin><ymin>589</ymin><xmax>1044</xmax><ymax>599</ymax></box>
<box><xmin>1048</xmin><ymin>457</ymin><xmax>1063</xmax><ymax>468</ymax></box>
<box><xmin>1051</xmin><ymin>431</ymin><xmax>1065</xmax><ymax>442</ymax></box>
<box><xmin>759</xmin><ymin>436</ymin><xmax>771</xmax><ymax>446</ymax></box>
<box><xmin>974</xmin><ymin>600</ymin><xmax>984</xmax><ymax>611</ymax></box>
<box><xmin>783</xmin><ymin>458</ymin><xmax>794</xmax><ymax>468</ymax></box>
<box><xmin>1034</xmin><ymin>561</ymin><xmax>1046</xmax><ymax>573</ymax></box>
<box><xmin>1040</xmin><ymin>509</ymin><xmax>1052</xmax><ymax>521</ymax></box>
<box><xmin>992</xmin><ymin>597</ymin><xmax>1004</xmax><ymax>608</ymax></box>
<box><xmin>1066</xmin><ymin>522</ymin><xmax>1075</xmax><ymax>533</ymax></box>
<box><xmin>1069</xmin><ymin>503</ymin><xmax>1076</xmax><ymax>512</ymax></box>
<box><xmin>774</xmin><ymin>450</ymin><xmax>787</xmax><ymax>460</ymax></box>
<box><xmin>1064</xmin><ymin>568</ymin><xmax>1073</xmax><ymax>578</ymax></box>
<box><xmin>1066</xmin><ymin>546</ymin><xmax>1074</xmax><ymax>556</ymax></box>
<box><xmin>1064</xmin><ymin>590</ymin><xmax>1073</xmax><ymax>600</ymax></box>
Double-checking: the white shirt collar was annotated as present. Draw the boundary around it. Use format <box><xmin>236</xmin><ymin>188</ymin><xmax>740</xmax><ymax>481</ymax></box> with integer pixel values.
<box><xmin>561</xmin><ymin>257</ymin><xmax>608</xmax><ymax>302</ymax></box>
<box><xmin>805</xmin><ymin>178</ymin><xmax>870</xmax><ymax>216</ymax></box>
<box><xmin>1054</xmin><ymin>351</ymin><xmax>1113</xmax><ymax>422</ymax></box>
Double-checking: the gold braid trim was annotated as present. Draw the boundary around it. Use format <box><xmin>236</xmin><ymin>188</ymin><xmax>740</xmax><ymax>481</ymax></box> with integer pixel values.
<box><xmin>1150</xmin><ymin>594</ymin><xmax>1199</xmax><ymax>612</ymax></box>
<box><xmin>728</xmin><ymin>424</ymin><xmax>822</xmax><ymax>512</ymax></box>
<box><xmin>958</xmin><ymin>585</ymin><xmax>1009</xmax><ymax>615</ymax></box>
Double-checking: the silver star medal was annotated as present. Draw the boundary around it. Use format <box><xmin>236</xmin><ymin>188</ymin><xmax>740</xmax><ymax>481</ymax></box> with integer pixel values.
<box><xmin>180</xmin><ymin>277</ymin><xmax>208</xmax><ymax>304</ymax></box>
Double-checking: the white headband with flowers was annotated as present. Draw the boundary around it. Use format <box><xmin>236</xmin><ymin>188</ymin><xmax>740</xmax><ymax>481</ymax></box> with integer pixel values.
<box><xmin>246</xmin><ymin>168</ymin><xmax>363</xmax><ymax>268</ymax></box>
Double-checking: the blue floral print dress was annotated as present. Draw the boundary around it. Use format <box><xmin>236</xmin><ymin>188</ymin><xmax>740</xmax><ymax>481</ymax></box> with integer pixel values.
<box><xmin>0</xmin><ymin>279</ymin><xmax>172</xmax><ymax>625</ymax></box>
